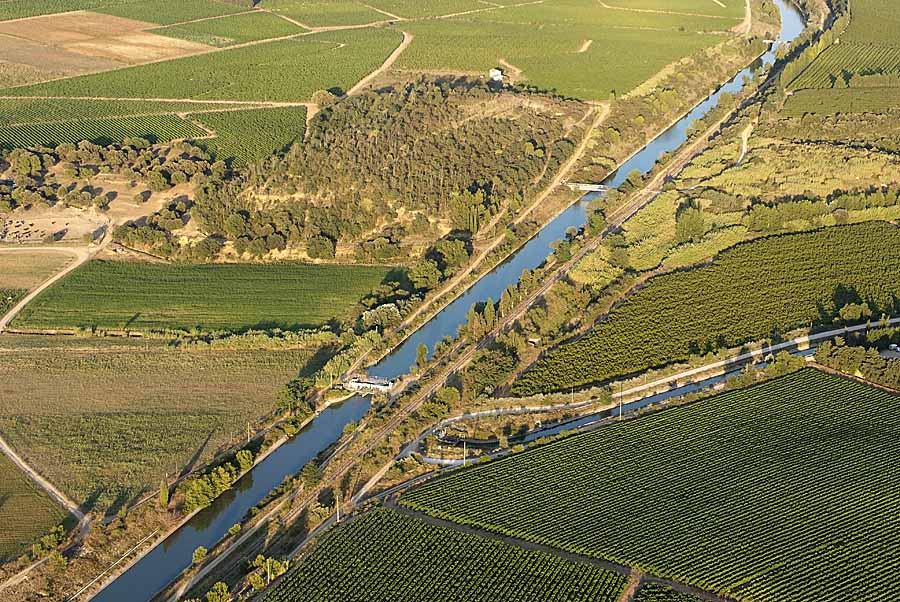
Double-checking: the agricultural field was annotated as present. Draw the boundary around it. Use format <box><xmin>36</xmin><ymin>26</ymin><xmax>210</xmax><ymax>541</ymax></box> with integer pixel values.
<box><xmin>0</xmin><ymin>452</ymin><xmax>67</xmax><ymax>562</ymax></box>
<box><xmin>784</xmin><ymin>0</ymin><xmax>900</xmax><ymax>113</ymax></box>
<box><xmin>514</xmin><ymin>222</ymin><xmax>900</xmax><ymax>395</ymax></box>
<box><xmin>0</xmin><ymin>0</ymin><xmax>112</xmax><ymax>21</ymax></box>
<box><xmin>261</xmin><ymin>508</ymin><xmax>627</xmax><ymax>602</ymax></box>
<box><xmin>784</xmin><ymin>88</ymin><xmax>900</xmax><ymax>116</ymax></box>
<box><xmin>154</xmin><ymin>11</ymin><xmax>304</xmax><ymax>47</ymax></box>
<box><xmin>2</xmin><ymin>28</ymin><xmax>402</xmax><ymax>102</ymax></box>
<box><xmin>14</xmin><ymin>260</ymin><xmax>392</xmax><ymax>332</ymax></box>
<box><xmin>397</xmin><ymin>0</ymin><xmax>737</xmax><ymax>100</ymax></box>
<box><xmin>262</xmin><ymin>0</ymin><xmax>389</xmax><ymax>27</ymax></box>
<box><xmin>191</xmin><ymin>105</ymin><xmax>307</xmax><ymax>164</ymax></box>
<box><xmin>368</xmin><ymin>0</ymin><xmax>484</xmax><ymax>19</ymax></box>
<box><xmin>0</xmin><ymin>115</ymin><xmax>208</xmax><ymax>150</ymax></box>
<box><xmin>403</xmin><ymin>369</ymin><xmax>900</xmax><ymax>601</ymax></box>
<box><xmin>0</xmin><ymin>334</ymin><xmax>329</xmax><ymax>509</ymax></box>
<box><xmin>0</xmin><ymin>250</ymin><xmax>75</xmax><ymax>290</ymax></box>
<box><xmin>97</xmin><ymin>0</ymin><xmax>247</xmax><ymax>26</ymax></box>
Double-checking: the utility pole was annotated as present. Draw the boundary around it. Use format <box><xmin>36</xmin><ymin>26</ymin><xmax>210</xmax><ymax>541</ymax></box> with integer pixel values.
<box><xmin>336</xmin><ymin>489</ymin><xmax>341</xmax><ymax>523</ymax></box>
<box><xmin>463</xmin><ymin>441</ymin><xmax>467</xmax><ymax>467</ymax></box>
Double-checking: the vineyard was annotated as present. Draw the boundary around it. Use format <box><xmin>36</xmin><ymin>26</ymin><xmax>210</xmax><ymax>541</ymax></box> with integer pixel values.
<box><xmin>0</xmin><ymin>288</ymin><xmax>25</xmax><ymax>316</ymax></box>
<box><xmin>0</xmin><ymin>99</ymin><xmax>248</xmax><ymax>127</ymax></box>
<box><xmin>839</xmin><ymin>0</ymin><xmax>900</xmax><ymax>45</ymax></box>
<box><xmin>2</xmin><ymin>28</ymin><xmax>402</xmax><ymax>102</ymax></box>
<box><xmin>262</xmin><ymin>0</ymin><xmax>388</xmax><ymax>27</ymax></box>
<box><xmin>398</xmin><ymin>1</ymin><xmax>730</xmax><ymax>101</ymax></box>
<box><xmin>154</xmin><ymin>10</ymin><xmax>304</xmax><ymax>48</ymax></box>
<box><xmin>514</xmin><ymin>222</ymin><xmax>900</xmax><ymax>395</ymax></box>
<box><xmin>0</xmin><ymin>334</ymin><xmax>325</xmax><ymax>508</ymax></box>
<box><xmin>0</xmin><ymin>452</ymin><xmax>66</xmax><ymax>561</ymax></box>
<box><xmin>0</xmin><ymin>115</ymin><xmax>207</xmax><ymax>150</ymax></box>
<box><xmin>789</xmin><ymin>44</ymin><xmax>900</xmax><ymax>90</ymax></box>
<box><xmin>784</xmin><ymin>88</ymin><xmax>900</xmax><ymax>116</ymax></box>
<box><xmin>403</xmin><ymin>369</ymin><xmax>900</xmax><ymax>601</ymax></box>
<box><xmin>191</xmin><ymin>105</ymin><xmax>307</xmax><ymax>164</ymax></box>
<box><xmin>260</xmin><ymin>508</ymin><xmax>627</xmax><ymax>602</ymax></box>
<box><xmin>97</xmin><ymin>0</ymin><xmax>246</xmax><ymax>26</ymax></box>
<box><xmin>14</xmin><ymin>259</ymin><xmax>391</xmax><ymax>332</ymax></box>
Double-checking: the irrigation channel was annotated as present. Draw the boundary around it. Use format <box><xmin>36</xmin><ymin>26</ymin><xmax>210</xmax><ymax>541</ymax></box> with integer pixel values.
<box><xmin>91</xmin><ymin>3</ymin><xmax>804</xmax><ymax>600</ymax></box>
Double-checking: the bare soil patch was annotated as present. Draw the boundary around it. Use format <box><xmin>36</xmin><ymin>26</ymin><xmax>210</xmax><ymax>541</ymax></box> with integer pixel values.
<box><xmin>0</xmin><ymin>11</ymin><xmax>211</xmax><ymax>79</ymax></box>
<box><xmin>0</xmin><ymin>35</ymin><xmax>123</xmax><ymax>83</ymax></box>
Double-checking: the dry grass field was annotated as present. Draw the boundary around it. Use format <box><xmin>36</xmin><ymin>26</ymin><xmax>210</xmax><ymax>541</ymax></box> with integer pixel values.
<box><xmin>0</xmin><ymin>250</ymin><xmax>76</xmax><ymax>290</ymax></box>
<box><xmin>0</xmin><ymin>335</ymin><xmax>331</xmax><ymax>511</ymax></box>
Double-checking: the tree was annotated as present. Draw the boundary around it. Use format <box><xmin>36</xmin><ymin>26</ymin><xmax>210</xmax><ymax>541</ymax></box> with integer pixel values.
<box><xmin>236</xmin><ymin>449</ymin><xmax>254</xmax><ymax>473</ymax></box>
<box><xmin>205</xmin><ymin>582</ymin><xmax>232</xmax><ymax>602</ymax></box>
<box><xmin>415</xmin><ymin>344</ymin><xmax>429</xmax><ymax>370</ymax></box>
<box><xmin>193</xmin><ymin>546</ymin><xmax>208</xmax><ymax>564</ymax></box>
<box><xmin>158</xmin><ymin>480</ymin><xmax>169</xmax><ymax>509</ymax></box>
<box><xmin>483</xmin><ymin>298</ymin><xmax>496</xmax><ymax>331</ymax></box>
<box><xmin>300</xmin><ymin>461</ymin><xmax>321</xmax><ymax>488</ymax></box>
<box><xmin>675</xmin><ymin>206</ymin><xmax>705</xmax><ymax>244</ymax></box>
<box><xmin>409</xmin><ymin>259</ymin><xmax>442</xmax><ymax>291</ymax></box>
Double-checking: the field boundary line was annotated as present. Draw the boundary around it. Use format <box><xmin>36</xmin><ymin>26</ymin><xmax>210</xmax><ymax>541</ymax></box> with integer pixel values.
<box><xmin>142</xmin><ymin>8</ymin><xmax>264</xmax><ymax>31</ymax></box>
<box><xmin>362</xmin><ymin>3</ymin><xmax>405</xmax><ymax>21</ymax></box>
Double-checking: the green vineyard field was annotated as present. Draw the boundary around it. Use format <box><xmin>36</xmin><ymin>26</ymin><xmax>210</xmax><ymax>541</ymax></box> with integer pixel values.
<box><xmin>191</xmin><ymin>105</ymin><xmax>307</xmax><ymax>164</ymax></box>
<box><xmin>262</xmin><ymin>0</ymin><xmax>388</xmax><ymax>27</ymax></box>
<box><xmin>514</xmin><ymin>222</ymin><xmax>900</xmax><ymax>395</ymax></box>
<box><xmin>14</xmin><ymin>260</ymin><xmax>392</xmax><ymax>332</ymax></box>
<box><xmin>403</xmin><ymin>369</ymin><xmax>900</xmax><ymax>601</ymax></box>
<box><xmin>783</xmin><ymin>87</ymin><xmax>900</xmax><ymax>115</ymax></box>
<box><xmin>154</xmin><ymin>10</ymin><xmax>304</xmax><ymax>47</ymax></box>
<box><xmin>790</xmin><ymin>43</ymin><xmax>900</xmax><ymax>90</ymax></box>
<box><xmin>97</xmin><ymin>0</ymin><xmax>245</xmax><ymax>26</ymax></box>
<box><xmin>0</xmin><ymin>114</ymin><xmax>207</xmax><ymax>149</ymax></box>
<box><xmin>260</xmin><ymin>508</ymin><xmax>627</xmax><ymax>602</ymax></box>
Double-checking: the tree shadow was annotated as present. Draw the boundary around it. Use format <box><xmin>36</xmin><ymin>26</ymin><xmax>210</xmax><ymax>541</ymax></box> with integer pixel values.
<box><xmin>179</xmin><ymin>430</ymin><xmax>214</xmax><ymax>479</ymax></box>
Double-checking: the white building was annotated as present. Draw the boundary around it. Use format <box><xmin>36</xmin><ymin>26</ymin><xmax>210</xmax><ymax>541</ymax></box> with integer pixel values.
<box><xmin>489</xmin><ymin>68</ymin><xmax>504</xmax><ymax>83</ymax></box>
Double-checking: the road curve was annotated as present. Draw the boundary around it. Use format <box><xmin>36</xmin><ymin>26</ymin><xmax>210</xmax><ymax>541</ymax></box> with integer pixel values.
<box><xmin>0</xmin><ymin>246</ymin><xmax>91</xmax><ymax>332</ymax></box>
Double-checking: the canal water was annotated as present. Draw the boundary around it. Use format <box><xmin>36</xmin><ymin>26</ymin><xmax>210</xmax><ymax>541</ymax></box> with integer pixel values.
<box><xmin>92</xmin><ymin>2</ymin><xmax>805</xmax><ymax>599</ymax></box>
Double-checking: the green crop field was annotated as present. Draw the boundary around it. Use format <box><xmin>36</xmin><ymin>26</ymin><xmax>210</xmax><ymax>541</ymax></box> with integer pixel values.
<box><xmin>514</xmin><ymin>222</ymin><xmax>900</xmax><ymax>395</ymax></box>
<box><xmin>98</xmin><ymin>0</ymin><xmax>246</xmax><ymax>25</ymax></box>
<box><xmin>634</xmin><ymin>584</ymin><xmax>703</xmax><ymax>602</ymax></box>
<box><xmin>367</xmin><ymin>0</ymin><xmax>484</xmax><ymax>19</ymax></box>
<box><xmin>403</xmin><ymin>369</ymin><xmax>900</xmax><ymax>601</ymax></box>
<box><xmin>261</xmin><ymin>0</ymin><xmax>388</xmax><ymax>27</ymax></box>
<box><xmin>154</xmin><ymin>10</ymin><xmax>304</xmax><ymax>47</ymax></box>
<box><xmin>14</xmin><ymin>259</ymin><xmax>391</xmax><ymax>332</ymax></box>
<box><xmin>0</xmin><ymin>0</ymin><xmax>112</xmax><ymax>21</ymax></box>
<box><xmin>0</xmin><ymin>452</ymin><xmax>66</xmax><ymax>562</ymax></box>
<box><xmin>261</xmin><ymin>508</ymin><xmax>627</xmax><ymax>602</ymax></box>
<box><xmin>0</xmin><ymin>99</ymin><xmax>251</xmax><ymax>127</ymax></box>
<box><xmin>840</xmin><ymin>0</ymin><xmax>900</xmax><ymax>45</ymax></box>
<box><xmin>191</xmin><ymin>105</ymin><xmax>307</xmax><ymax>164</ymax></box>
<box><xmin>784</xmin><ymin>88</ymin><xmax>900</xmax><ymax>115</ymax></box>
<box><xmin>790</xmin><ymin>44</ymin><xmax>900</xmax><ymax>90</ymax></box>
<box><xmin>396</xmin><ymin>0</ymin><xmax>733</xmax><ymax>100</ymax></box>
<box><xmin>2</xmin><ymin>28</ymin><xmax>402</xmax><ymax>102</ymax></box>
<box><xmin>0</xmin><ymin>115</ymin><xmax>208</xmax><ymax>150</ymax></box>
<box><xmin>0</xmin><ymin>334</ymin><xmax>329</xmax><ymax>509</ymax></box>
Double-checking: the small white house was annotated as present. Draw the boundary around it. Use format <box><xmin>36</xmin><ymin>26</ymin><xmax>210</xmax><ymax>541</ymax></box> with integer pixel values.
<box><xmin>489</xmin><ymin>68</ymin><xmax>504</xmax><ymax>83</ymax></box>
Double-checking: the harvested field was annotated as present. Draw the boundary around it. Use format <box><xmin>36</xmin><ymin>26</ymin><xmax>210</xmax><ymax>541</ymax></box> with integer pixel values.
<box><xmin>0</xmin><ymin>334</ymin><xmax>331</xmax><ymax>509</ymax></box>
<box><xmin>0</xmin><ymin>11</ymin><xmax>212</xmax><ymax>70</ymax></box>
<box><xmin>0</xmin><ymin>250</ymin><xmax>76</xmax><ymax>290</ymax></box>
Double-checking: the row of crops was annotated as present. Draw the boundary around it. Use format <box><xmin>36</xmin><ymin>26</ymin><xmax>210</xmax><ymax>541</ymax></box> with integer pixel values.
<box><xmin>191</xmin><ymin>106</ymin><xmax>307</xmax><ymax>164</ymax></box>
<box><xmin>783</xmin><ymin>88</ymin><xmax>900</xmax><ymax>115</ymax></box>
<box><xmin>401</xmin><ymin>369</ymin><xmax>900</xmax><ymax>601</ymax></box>
<box><xmin>790</xmin><ymin>44</ymin><xmax>900</xmax><ymax>90</ymax></box>
<box><xmin>513</xmin><ymin>222</ymin><xmax>900</xmax><ymax>395</ymax></box>
<box><xmin>0</xmin><ymin>115</ymin><xmax>208</xmax><ymax>150</ymax></box>
<box><xmin>14</xmin><ymin>260</ymin><xmax>392</xmax><ymax>332</ymax></box>
<box><xmin>260</xmin><ymin>508</ymin><xmax>627</xmax><ymax>602</ymax></box>
<box><xmin>0</xmin><ymin>99</ymin><xmax>249</xmax><ymax>126</ymax></box>
<box><xmin>0</xmin><ymin>452</ymin><xmax>66</xmax><ymax>561</ymax></box>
